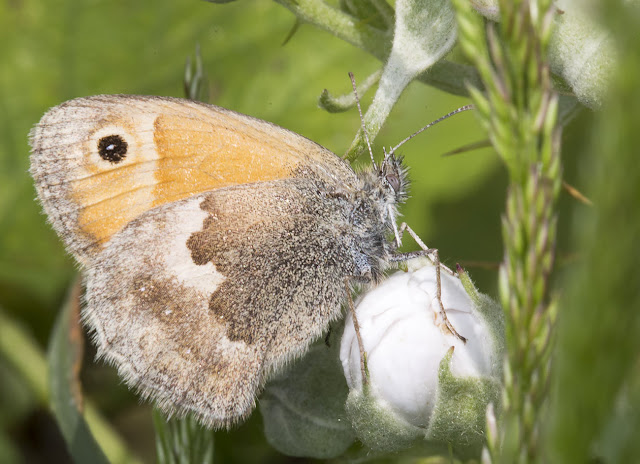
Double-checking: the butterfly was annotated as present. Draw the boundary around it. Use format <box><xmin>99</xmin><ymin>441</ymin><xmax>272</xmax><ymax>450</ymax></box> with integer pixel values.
<box><xmin>29</xmin><ymin>93</ymin><xmax>433</xmax><ymax>428</ymax></box>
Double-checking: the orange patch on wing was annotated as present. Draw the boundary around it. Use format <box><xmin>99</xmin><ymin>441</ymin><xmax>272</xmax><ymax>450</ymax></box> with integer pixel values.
<box><xmin>72</xmin><ymin>111</ymin><xmax>305</xmax><ymax>247</ymax></box>
<box><xmin>77</xmin><ymin>193</ymin><xmax>155</xmax><ymax>246</ymax></box>
<box><xmin>151</xmin><ymin>113</ymin><xmax>299</xmax><ymax>206</ymax></box>
<box><xmin>72</xmin><ymin>118</ymin><xmax>158</xmax><ymax>246</ymax></box>
<box><xmin>73</xmin><ymin>165</ymin><xmax>157</xmax><ymax>246</ymax></box>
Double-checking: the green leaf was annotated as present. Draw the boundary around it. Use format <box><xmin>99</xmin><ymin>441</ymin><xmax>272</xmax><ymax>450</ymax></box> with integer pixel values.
<box><xmin>426</xmin><ymin>349</ymin><xmax>501</xmax><ymax>460</ymax></box>
<box><xmin>548</xmin><ymin>2</ymin><xmax>617</xmax><ymax>109</ymax></box>
<box><xmin>318</xmin><ymin>68</ymin><xmax>382</xmax><ymax>113</ymax></box>
<box><xmin>345</xmin><ymin>384</ymin><xmax>424</xmax><ymax>453</ymax></box>
<box><xmin>47</xmin><ymin>281</ymin><xmax>110</xmax><ymax>464</ymax></box>
<box><xmin>346</xmin><ymin>0</ymin><xmax>458</xmax><ymax>160</ymax></box>
<box><xmin>259</xmin><ymin>330</ymin><xmax>355</xmax><ymax>459</ymax></box>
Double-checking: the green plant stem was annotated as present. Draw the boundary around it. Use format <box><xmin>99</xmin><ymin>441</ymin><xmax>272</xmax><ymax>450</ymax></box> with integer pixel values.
<box><xmin>452</xmin><ymin>0</ymin><xmax>560</xmax><ymax>461</ymax></box>
<box><xmin>0</xmin><ymin>309</ymin><xmax>142</xmax><ymax>464</ymax></box>
<box><xmin>154</xmin><ymin>411</ymin><xmax>215</xmax><ymax>464</ymax></box>
<box><xmin>272</xmin><ymin>0</ymin><xmax>482</xmax><ymax>97</ymax></box>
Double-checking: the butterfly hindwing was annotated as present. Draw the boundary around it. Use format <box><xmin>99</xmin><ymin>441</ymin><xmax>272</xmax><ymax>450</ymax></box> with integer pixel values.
<box><xmin>84</xmin><ymin>177</ymin><xmax>362</xmax><ymax>427</ymax></box>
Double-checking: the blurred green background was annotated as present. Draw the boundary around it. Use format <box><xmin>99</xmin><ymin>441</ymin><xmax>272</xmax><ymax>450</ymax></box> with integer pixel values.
<box><xmin>0</xmin><ymin>1</ymin><xmax>592</xmax><ymax>463</ymax></box>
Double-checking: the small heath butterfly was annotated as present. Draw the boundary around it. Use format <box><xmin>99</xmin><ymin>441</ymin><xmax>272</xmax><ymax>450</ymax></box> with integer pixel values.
<box><xmin>29</xmin><ymin>94</ymin><xmax>457</xmax><ymax>428</ymax></box>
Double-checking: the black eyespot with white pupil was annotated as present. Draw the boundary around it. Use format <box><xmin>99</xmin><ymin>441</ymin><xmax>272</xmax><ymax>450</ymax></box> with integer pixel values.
<box><xmin>98</xmin><ymin>134</ymin><xmax>128</xmax><ymax>163</ymax></box>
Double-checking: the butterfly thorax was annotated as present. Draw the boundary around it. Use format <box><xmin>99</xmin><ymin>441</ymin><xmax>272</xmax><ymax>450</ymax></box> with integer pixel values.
<box><xmin>351</xmin><ymin>152</ymin><xmax>409</xmax><ymax>282</ymax></box>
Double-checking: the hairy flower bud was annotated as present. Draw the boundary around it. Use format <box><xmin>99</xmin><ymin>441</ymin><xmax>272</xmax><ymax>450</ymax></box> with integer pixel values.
<box><xmin>340</xmin><ymin>259</ymin><xmax>504</xmax><ymax>457</ymax></box>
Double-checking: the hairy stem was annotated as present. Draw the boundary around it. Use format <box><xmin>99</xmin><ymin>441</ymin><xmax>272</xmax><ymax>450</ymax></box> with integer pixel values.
<box><xmin>273</xmin><ymin>0</ymin><xmax>482</xmax><ymax>97</ymax></box>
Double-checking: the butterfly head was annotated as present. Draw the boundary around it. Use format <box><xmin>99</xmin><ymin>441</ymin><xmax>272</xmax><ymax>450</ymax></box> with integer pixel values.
<box><xmin>378</xmin><ymin>149</ymin><xmax>409</xmax><ymax>206</ymax></box>
<box><xmin>359</xmin><ymin>148</ymin><xmax>409</xmax><ymax>234</ymax></box>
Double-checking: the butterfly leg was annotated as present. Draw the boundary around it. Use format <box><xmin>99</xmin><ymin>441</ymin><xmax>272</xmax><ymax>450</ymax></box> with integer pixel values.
<box><xmin>344</xmin><ymin>277</ymin><xmax>370</xmax><ymax>385</ymax></box>
<box><xmin>391</xmin><ymin>222</ymin><xmax>467</xmax><ymax>343</ymax></box>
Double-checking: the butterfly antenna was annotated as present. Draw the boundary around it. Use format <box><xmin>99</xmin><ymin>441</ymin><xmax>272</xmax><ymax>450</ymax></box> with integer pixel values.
<box><xmin>390</xmin><ymin>104</ymin><xmax>475</xmax><ymax>154</ymax></box>
<box><xmin>349</xmin><ymin>72</ymin><xmax>377</xmax><ymax>170</ymax></box>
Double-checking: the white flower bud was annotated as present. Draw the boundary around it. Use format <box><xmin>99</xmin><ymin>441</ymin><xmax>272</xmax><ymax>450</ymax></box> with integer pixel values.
<box><xmin>340</xmin><ymin>258</ymin><xmax>504</xmax><ymax>455</ymax></box>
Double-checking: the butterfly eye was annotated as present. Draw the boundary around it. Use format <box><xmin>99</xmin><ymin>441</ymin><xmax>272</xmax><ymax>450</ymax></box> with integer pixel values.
<box><xmin>98</xmin><ymin>134</ymin><xmax>128</xmax><ymax>163</ymax></box>
<box><xmin>386</xmin><ymin>173</ymin><xmax>401</xmax><ymax>193</ymax></box>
